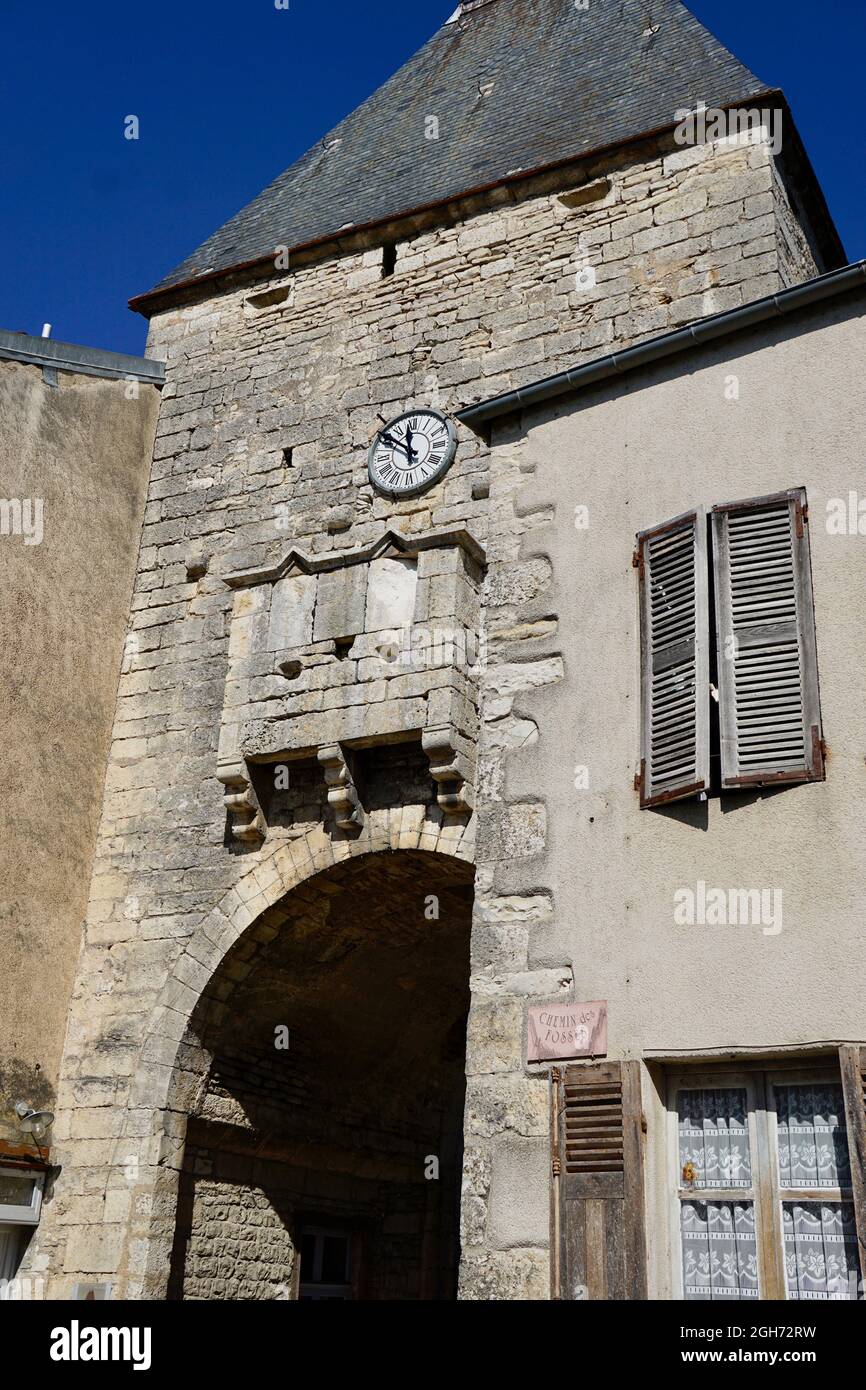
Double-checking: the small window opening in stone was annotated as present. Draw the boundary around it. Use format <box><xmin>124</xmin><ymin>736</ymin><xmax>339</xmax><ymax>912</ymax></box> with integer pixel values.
<box><xmin>245</xmin><ymin>284</ymin><xmax>293</xmax><ymax>312</ymax></box>
<box><xmin>335</xmin><ymin>638</ymin><xmax>354</xmax><ymax>660</ymax></box>
<box><xmin>557</xmin><ymin>178</ymin><xmax>612</xmax><ymax>210</ymax></box>
<box><xmin>283</xmin><ymin>447</ymin><xmax>294</xmax><ymax>467</ymax></box>
<box><xmin>278</xmin><ymin>659</ymin><xmax>303</xmax><ymax>681</ymax></box>
<box><xmin>382</xmin><ymin>243</ymin><xmax>398</xmax><ymax>278</ymax></box>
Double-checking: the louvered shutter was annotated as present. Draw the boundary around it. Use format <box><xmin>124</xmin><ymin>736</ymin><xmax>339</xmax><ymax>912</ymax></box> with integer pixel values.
<box><xmin>712</xmin><ymin>488</ymin><xmax>824</xmax><ymax>787</ymax></box>
<box><xmin>840</xmin><ymin>1046</ymin><xmax>866</xmax><ymax>1289</ymax></box>
<box><xmin>637</xmin><ymin>511</ymin><xmax>709</xmax><ymax>807</ymax></box>
<box><xmin>557</xmin><ymin>1062</ymin><xmax>647</xmax><ymax>1300</ymax></box>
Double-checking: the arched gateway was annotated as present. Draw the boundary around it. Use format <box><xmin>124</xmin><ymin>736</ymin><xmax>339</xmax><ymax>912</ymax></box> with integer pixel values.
<box><xmin>116</xmin><ymin>817</ymin><xmax>474</xmax><ymax>1301</ymax></box>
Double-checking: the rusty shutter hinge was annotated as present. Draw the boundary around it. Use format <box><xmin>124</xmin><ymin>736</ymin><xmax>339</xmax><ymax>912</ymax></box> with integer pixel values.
<box><xmin>795</xmin><ymin>498</ymin><xmax>807</xmax><ymax>539</ymax></box>
<box><xmin>551</xmin><ymin>1067</ymin><xmax>562</xmax><ymax>1178</ymax></box>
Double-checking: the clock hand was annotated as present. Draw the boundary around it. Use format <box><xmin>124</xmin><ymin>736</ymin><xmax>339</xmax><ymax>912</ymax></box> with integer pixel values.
<box><xmin>405</xmin><ymin>423</ymin><xmax>415</xmax><ymax>460</ymax></box>
<box><xmin>381</xmin><ymin>431</ymin><xmax>411</xmax><ymax>459</ymax></box>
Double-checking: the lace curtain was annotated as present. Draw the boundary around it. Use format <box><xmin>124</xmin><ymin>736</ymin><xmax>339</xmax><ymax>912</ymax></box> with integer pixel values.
<box><xmin>678</xmin><ymin>1082</ymin><xmax>862</xmax><ymax>1301</ymax></box>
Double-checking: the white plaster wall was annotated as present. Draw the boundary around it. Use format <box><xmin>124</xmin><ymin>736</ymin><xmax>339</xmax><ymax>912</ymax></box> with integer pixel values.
<box><xmin>496</xmin><ymin>291</ymin><xmax>866</xmax><ymax>1060</ymax></box>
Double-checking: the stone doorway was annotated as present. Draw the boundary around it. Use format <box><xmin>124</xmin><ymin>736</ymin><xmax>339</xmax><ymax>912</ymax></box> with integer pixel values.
<box><xmin>167</xmin><ymin>849</ymin><xmax>474</xmax><ymax>1301</ymax></box>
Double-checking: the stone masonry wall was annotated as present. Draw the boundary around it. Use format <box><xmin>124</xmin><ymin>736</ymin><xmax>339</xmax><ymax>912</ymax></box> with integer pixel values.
<box><xmin>30</xmin><ymin>128</ymin><xmax>821</xmax><ymax>1300</ymax></box>
<box><xmin>171</xmin><ymin>1156</ymin><xmax>296</xmax><ymax>1302</ymax></box>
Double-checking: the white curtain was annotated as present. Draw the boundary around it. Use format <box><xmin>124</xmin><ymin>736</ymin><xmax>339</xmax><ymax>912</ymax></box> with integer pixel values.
<box><xmin>0</xmin><ymin>1226</ymin><xmax>21</xmax><ymax>1291</ymax></box>
<box><xmin>681</xmin><ymin>1200</ymin><xmax>759</xmax><ymax>1300</ymax></box>
<box><xmin>784</xmin><ymin>1203</ymin><xmax>860</xmax><ymax>1301</ymax></box>
<box><xmin>775</xmin><ymin>1084</ymin><xmax>851</xmax><ymax>1188</ymax></box>
<box><xmin>678</xmin><ymin>1087</ymin><xmax>752</xmax><ymax>1188</ymax></box>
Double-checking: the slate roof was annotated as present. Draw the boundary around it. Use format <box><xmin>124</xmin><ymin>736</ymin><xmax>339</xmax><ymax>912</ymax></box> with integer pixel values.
<box><xmin>142</xmin><ymin>0</ymin><xmax>770</xmax><ymax>303</ymax></box>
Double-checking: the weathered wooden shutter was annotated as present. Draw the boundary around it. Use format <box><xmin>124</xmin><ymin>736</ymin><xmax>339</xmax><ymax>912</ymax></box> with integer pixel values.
<box><xmin>637</xmin><ymin>511</ymin><xmax>709</xmax><ymax>807</ymax></box>
<box><xmin>712</xmin><ymin>488</ymin><xmax>824</xmax><ymax>787</ymax></box>
<box><xmin>556</xmin><ymin>1062</ymin><xmax>647</xmax><ymax>1300</ymax></box>
<box><xmin>840</xmin><ymin>1046</ymin><xmax>866</xmax><ymax>1288</ymax></box>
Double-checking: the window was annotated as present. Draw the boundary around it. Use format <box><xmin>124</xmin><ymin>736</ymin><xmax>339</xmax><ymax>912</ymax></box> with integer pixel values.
<box><xmin>0</xmin><ymin>1168</ymin><xmax>43</xmax><ymax>1226</ymax></box>
<box><xmin>636</xmin><ymin>488</ymin><xmax>823</xmax><ymax>807</ymax></box>
<box><xmin>298</xmin><ymin>1226</ymin><xmax>359</xmax><ymax>1300</ymax></box>
<box><xmin>669</xmin><ymin>1069</ymin><xmax>863</xmax><ymax>1301</ymax></box>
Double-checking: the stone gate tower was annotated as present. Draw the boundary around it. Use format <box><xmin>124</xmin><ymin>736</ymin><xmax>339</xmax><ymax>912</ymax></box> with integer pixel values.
<box><xmin>30</xmin><ymin>0</ymin><xmax>845</xmax><ymax>1300</ymax></box>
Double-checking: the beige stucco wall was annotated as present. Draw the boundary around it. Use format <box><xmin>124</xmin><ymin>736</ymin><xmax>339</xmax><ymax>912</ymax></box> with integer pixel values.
<box><xmin>0</xmin><ymin>360</ymin><xmax>159</xmax><ymax>1142</ymax></box>
<box><xmin>493</xmin><ymin>289</ymin><xmax>866</xmax><ymax>1062</ymax></box>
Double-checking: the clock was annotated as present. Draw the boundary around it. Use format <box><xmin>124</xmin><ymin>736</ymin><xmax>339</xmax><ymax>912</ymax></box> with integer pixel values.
<box><xmin>368</xmin><ymin>408</ymin><xmax>458</xmax><ymax>497</ymax></box>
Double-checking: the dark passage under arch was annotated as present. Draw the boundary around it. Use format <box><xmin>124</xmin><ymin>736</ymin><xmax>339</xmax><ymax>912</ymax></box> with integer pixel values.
<box><xmin>169</xmin><ymin>849</ymin><xmax>474</xmax><ymax>1301</ymax></box>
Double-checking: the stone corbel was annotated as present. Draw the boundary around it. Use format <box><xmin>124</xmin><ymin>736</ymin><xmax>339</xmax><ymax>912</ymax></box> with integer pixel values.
<box><xmin>422</xmin><ymin>726</ymin><xmax>475</xmax><ymax>816</ymax></box>
<box><xmin>219</xmin><ymin>761</ymin><xmax>265</xmax><ymax>844</ymax></box>
<box><xmin>318</xmin><ymin>744</ymin><xmax>365</xmax><ymax>832</ymax></box>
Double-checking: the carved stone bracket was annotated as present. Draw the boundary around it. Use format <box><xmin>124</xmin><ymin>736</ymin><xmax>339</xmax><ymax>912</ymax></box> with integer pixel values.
<box><xmin>422</xmin><ymin>726</ymin><xmax>475</xmax><ymax>816</ymax></box>
<box><xmin>219</xmin><ymin>762</ymin><xmax>265</xmax><ymax>844</ymax></box>
<box><xmin>317</xmin><ymin>744</ymin><xmax>365</xmax><ymax>832</ymax></box>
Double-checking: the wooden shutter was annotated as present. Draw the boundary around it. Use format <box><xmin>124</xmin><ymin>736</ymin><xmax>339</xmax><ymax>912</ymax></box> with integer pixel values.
<box><xmin>840</xmin><ymin>1046</ymin><xmax>866</xmax><ymax>1288</ymax></box>
<box><xmin>637</xmin><ymin>510</ymin><xmax>709</xmax><ymax>807</ymax></box>
<box><xmin>712</xmin><ymin>488</ymin><xmax>824</xmax><ymax>787</ymax></box>
<box><xmin>556</xmin><ymin>1062</ymin><xmax>647</xmax><ymax>1300</ymax></box>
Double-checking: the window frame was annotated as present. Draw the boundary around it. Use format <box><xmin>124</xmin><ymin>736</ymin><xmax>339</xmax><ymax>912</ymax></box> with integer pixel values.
<box><xmin>666</xmin><ymin>1066</ymin><xmax>862</xmax><ymax>1302</ymax></box>
<box><xmin>766</xmin><ymin>1067</ymin><xmax>860</xmax><ymax>1302</ymax></box>
<box><xmin>297</xmin><ymin>1223</ymin><xmax>367</xmax><ymax>1301</ymax></box>
<box><xmin>667</xmin><ymin>1069</ymin><xmax>766</xmax><ymax>1301</ymax></box>
<box><xmin>0</xmin><ymin>1166</ymin><xmax>43</xmax><ymax>1226</ymax></box>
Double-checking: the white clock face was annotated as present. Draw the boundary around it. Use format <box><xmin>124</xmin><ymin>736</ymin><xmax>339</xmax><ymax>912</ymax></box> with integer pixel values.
<box><xmin>368</xmin><ymin>409</ymin><xmax>457</xmax><ymax>497</ymax></box>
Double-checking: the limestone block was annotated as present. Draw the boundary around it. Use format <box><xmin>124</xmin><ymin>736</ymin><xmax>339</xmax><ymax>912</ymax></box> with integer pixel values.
<box><xmin>364</xmin><ymin>556</ymin><xmax>418</xmax><ymax>631</ymax></box>
<box><xmin>461</xmin><ymin>1146</ymin><xmax>492</xmax><ymax>1247</ymax></box>
<box><xmin>662</xmin><ymin>142</ymin><xmax>713</xmax><ymax>175</ymax></box>
<box><xmin>465</xmin><ymin>1075</ymin><xmax>550</xmax><ymax>1138</ymax></box>
<box><xmin>347</xmin><ymin>267</ymin><xmax>380</xmax><ymax>290</ymax></box>
<box><xmin>459</xmin><ymin>1248</ymin><xmax>549</xmax><ymax>1301</ymax></box>
<box><xmin>466</xmin><ymin>995</ymin><xmax>524</xmax><ymax>1074</ymax></box>
<box><xmin>488</xmin><ymin>1138</ymin><xmax>551</xmax><ymax>1249</ymax></box>
<box><xmin>655</xmin><ymin>186</ymin><xmax>708</xmax><ymax>223</ymax></box>
<box><xmin>313</xmin><ymin>565</ymin><xmax>367</xmax><ymax>642</ymax></box>
<box><xmin>228</xmin><ymin>588</ymin><xmax>270</xmax><ymax>663</ymax></box>
<box><xmin>268</xmin><ymin>573</ymin><xmax>317</xmax><ymax>650</ymax></box>
<box><xmin>470</xmin><ymin>921</ymin><xmax>530</xmax><ymax>974</ymax></box>
<box><xmin>65</xmin><ymin>1224</ymin><xmax>125</xmax><ymax>1275</ymax></box>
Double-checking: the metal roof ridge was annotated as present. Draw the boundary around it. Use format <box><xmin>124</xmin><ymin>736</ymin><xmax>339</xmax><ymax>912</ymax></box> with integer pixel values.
<box><xmin>0</xmin><ymin>329</ymin><xmax>165</xmax><ymax>385</ymax></box>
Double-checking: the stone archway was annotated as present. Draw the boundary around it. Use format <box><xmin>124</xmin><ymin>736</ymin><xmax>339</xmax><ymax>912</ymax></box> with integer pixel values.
<box><xmin>167</xmin><ymin>848</ymin><xmax>474</xmax><ymax>1300</ymax></box>
<box><xmin>120</xmin><ymin>815</ymin><xmax>474</xmax><ymax>1300</ymax></box>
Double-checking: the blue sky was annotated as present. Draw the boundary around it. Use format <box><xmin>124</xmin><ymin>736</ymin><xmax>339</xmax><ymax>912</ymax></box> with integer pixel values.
<box><xmin>1</xmin><ymin>0</ymin><xmax>864</xmax><ymax>357</ymax></box>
